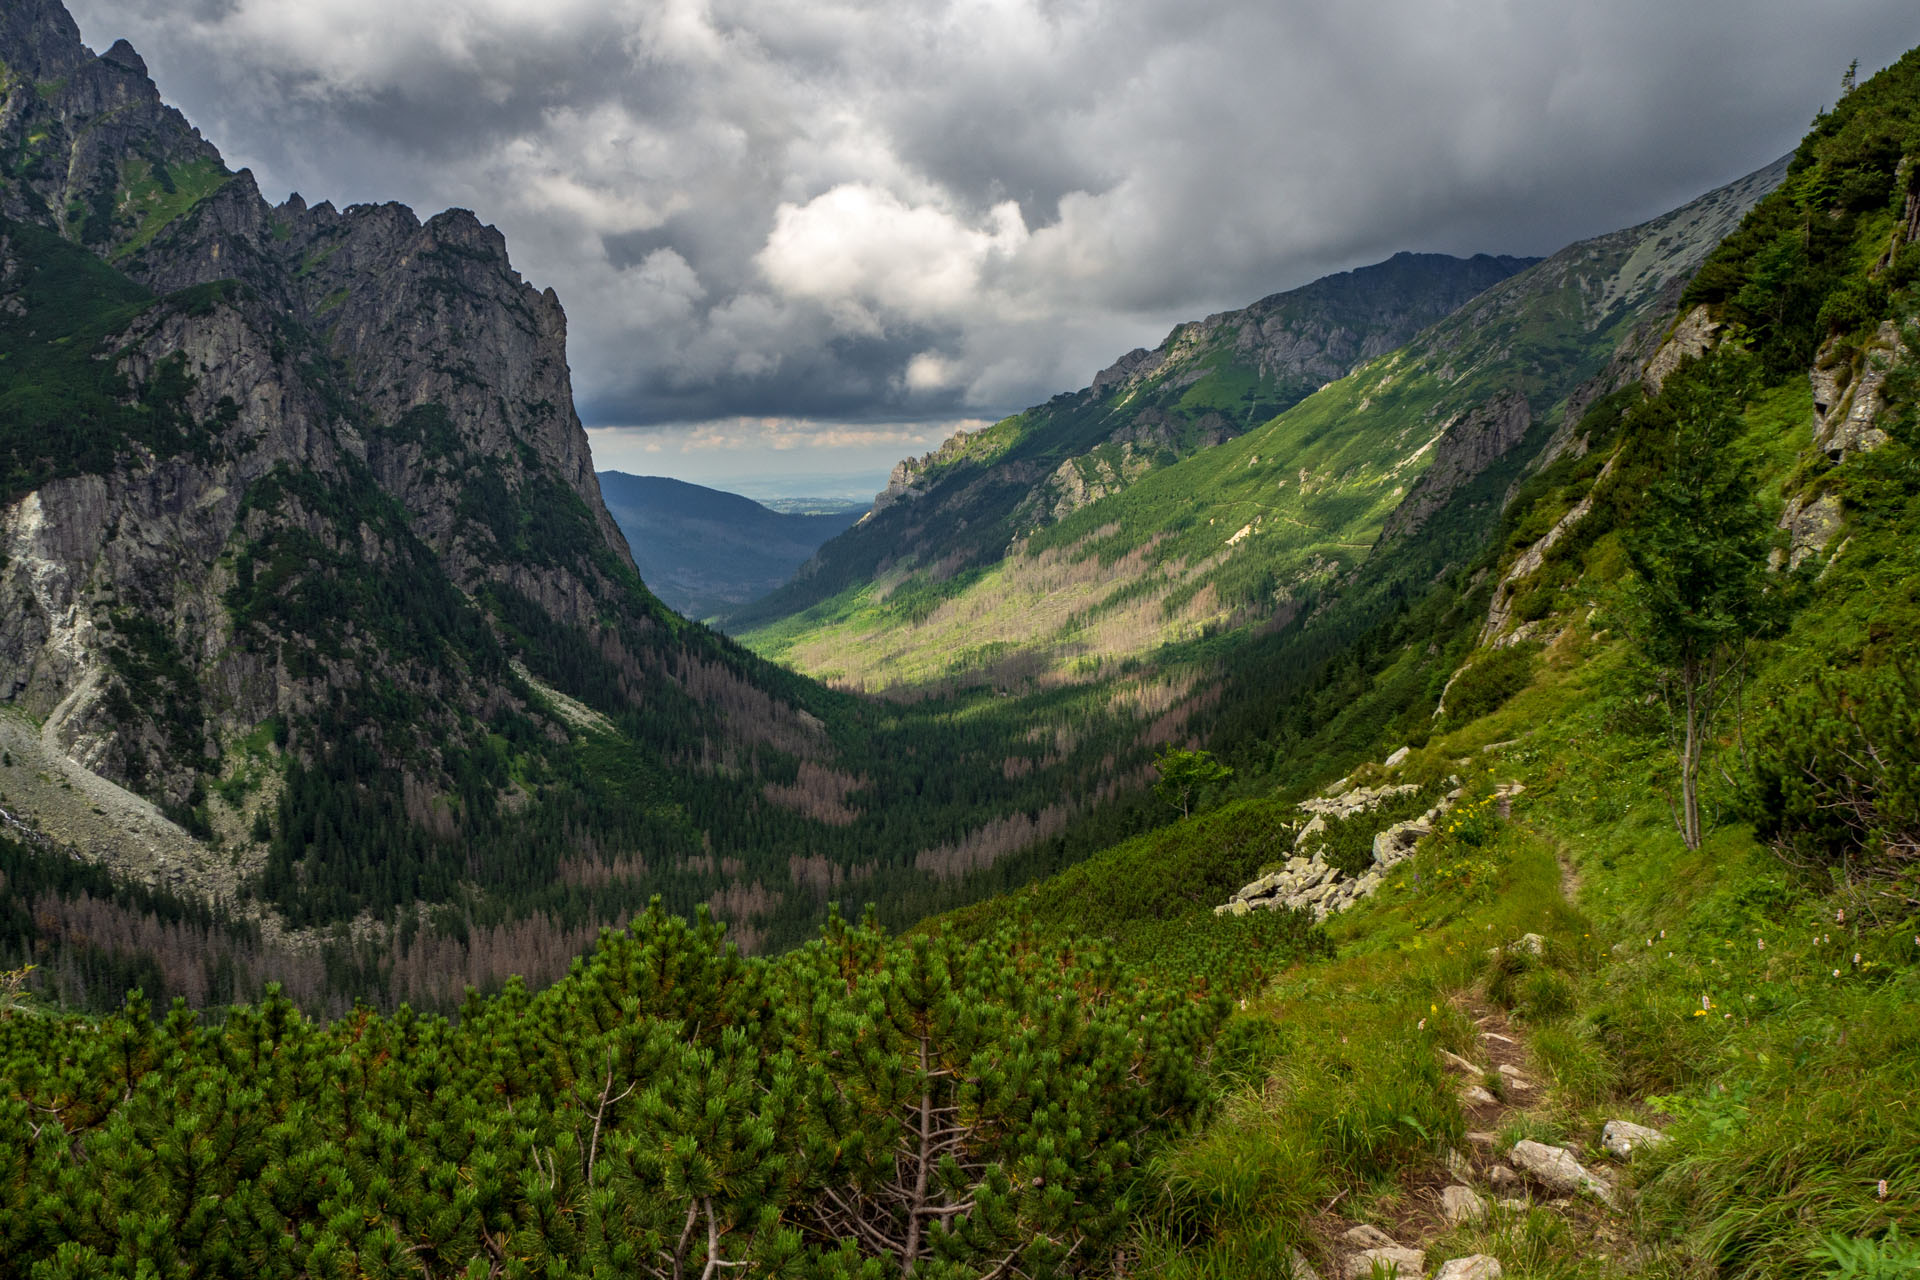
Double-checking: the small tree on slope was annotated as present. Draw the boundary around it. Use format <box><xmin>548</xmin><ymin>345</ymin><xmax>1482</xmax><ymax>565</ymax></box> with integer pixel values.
<box><xmin>1622</xmin><ymin>352</ymin><xmax>1777</xmax><ymax>850</ymax></box>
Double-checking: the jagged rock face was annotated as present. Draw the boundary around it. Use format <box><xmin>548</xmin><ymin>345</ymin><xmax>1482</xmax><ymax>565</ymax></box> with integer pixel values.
<box><xmin>1379</xmin><ymin>390</ymin><xmax>1532</xmax><ymax>543</ymax></box>
<box><xmin>0</xmin><ymin>2</ymin><xmax>840</xmax><ymax>968</ymax></box>
<box><xmin>1091</xmin><ymin>251</ymin><xmax>1539</xmax><ymax>402</ymax></box>
<box><xmin>0</xmin><ymin>6</ymin><xmax>224</xmax><ymax>257</ymax></box>
<box><xmin>1811</xmin><ymin>320</ymin><xmax>1907</xmax><ymax>460</ymax></box>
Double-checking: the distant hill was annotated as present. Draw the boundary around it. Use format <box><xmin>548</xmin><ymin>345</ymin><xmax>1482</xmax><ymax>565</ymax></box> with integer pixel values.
<box><xmin>736</xmin><ymin>169</ymin><xmax>1783</xmax><ymax>691</ymax></box>
<box><xmin>724</xmin><ymin>250</ymin><xmax>1536</xmax><ymax>634</ymax></box>
<box><xmin>596</xmin><ymin>473</ymin><xmax>862</xmax><ymax>621</ymax></box>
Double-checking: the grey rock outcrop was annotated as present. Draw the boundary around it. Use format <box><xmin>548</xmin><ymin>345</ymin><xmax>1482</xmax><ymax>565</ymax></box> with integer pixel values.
<box><xmin>1441</xmin><ymin>1184</ymin><xmax>1490</xmax><ymax>1223</ymax></box>
<box><xmin>1644</xmin><ymin>305</ymin><xmax>1724</xmax><ymax>394</ymax></box>
<box><xmin>1343</xmin><ymin>1246</ymin><xmax>1425</xmax><ymax>1279</ymax></box>
<box><xmin>1509</xmin><ymin>1140</ymin><xmax>1617</xmax><ymax>1206</ymax></box>
<box><xmin>1218</xmin><ymin>773</ymin><xmax>1498</xmax><ymax>920</ymax></box>
<box><xmin>1811</xmin><ymin>321</ymin><xmax>1906</xmax><ymax>460</ymax></box>
<box><xmin>1773</xmin><ymin>493</ymin><xmax>1843</xmax><ymax>571</ymax></box>
<box><xmin>1600</xmin><ymin>1120</ymin><xmax>1669</xmax><ymax>1159</ymax></box>
<box><xmin>1379</xmin><ymin>389</ymin><xmax>1532</xmax><ymax>544</ymax></box>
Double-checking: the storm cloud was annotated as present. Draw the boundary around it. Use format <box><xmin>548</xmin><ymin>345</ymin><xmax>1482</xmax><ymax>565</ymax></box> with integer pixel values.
<box><xmin>66</xmin><ymin>0</ymin><xmax>1919</xmax><ymax>453</ymax></box>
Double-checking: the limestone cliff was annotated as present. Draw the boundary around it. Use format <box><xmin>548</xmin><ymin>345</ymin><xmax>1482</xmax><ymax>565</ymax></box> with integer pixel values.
<box><xmin>0</xmin><ymin>2</ymin><xmax>858</xmax><ymax>1004</ymax></box>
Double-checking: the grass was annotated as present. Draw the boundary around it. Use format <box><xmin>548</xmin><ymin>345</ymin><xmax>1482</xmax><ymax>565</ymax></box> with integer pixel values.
<box><xmin>111</xmin><ymin>156</ymin><xmax>229</xmax><ymax>259</ymax></box>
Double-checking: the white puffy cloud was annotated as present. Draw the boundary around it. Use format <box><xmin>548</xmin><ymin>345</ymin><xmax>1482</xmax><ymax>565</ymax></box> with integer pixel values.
<box><xmin>65</xmin><ymin>0</ymin><xmax>1920</xmax><ymax>479</ymax></box>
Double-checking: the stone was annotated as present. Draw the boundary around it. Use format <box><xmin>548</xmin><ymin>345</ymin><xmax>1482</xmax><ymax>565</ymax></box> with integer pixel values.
<box><xmin>1811</xmin><ymin>320</ymin><xmax>1902</xmax><ymax>460</ymax></box>
<box><xmin>1488</xmin><ymin>1164</ymin><xmax>1519</xmax><ymax>1190</ymax></box>
<box><xmin>1440</xmin><ymin>1049</ymin><xmax>1482</xmax><ymax>1074</ymax></box>
<box><xmin>1498</xmin><ymin>1199</ymin><xmax>1531</xmax><ymax>1212</ymax></box>
<box><xmin>1342</xmin><ymin>1224</ymin><xmax>1397</xmax><ymax>1249</ymax></box>
<box><xmin>1513</xmin><ymin>933</ymin><xmax>1546</xmax><ymax>956</ymax></box>
<box><xmin>1509</xmin><ymin>1140</ymin><xmax>1617</xmax><ymax>1206</ymax></box>
<box><xmin>1496</xmin><ymin>1064</ymin><xmax>1533</xmax><ymax>1089</ymax></box>
<box><xmin>1371</xmin><ymin>819</ymin><xmax>1430</xmax><ymax>867</ymax></box>
<box><xmin>1344</xmin><ymin>1247</ymin><xmax>1425</xmax><ymax>1280</ymax></box>
<box><xmin>1435</xmin><ymin>1256</ymin><xmax>1503</xmax><ymax>1280</ymax></box>
<box><xmin>1440</xmin><ymin>1184</ymin><xmax>1489</xmax><ymax>1224</ymax></box>
<box><xmin>1446</xmin><ymin>1147</ymin><xmax>1474</xmax><ymax>1180</ymax></box>
<box><xmin>1600</xmin><ymin>1119</ymin><xmax>1669</xmax><ymax>1159</ymax></box>
<box><xmin>1774</xmin><ymin>493</ymin><xmax>1843</xmax><ymax>571</ymax></box>
<box><xmin>1290</xmin><ymin>1249</ymin><xmax>1324</xmax><ymax>1280</ymax></box>
<box><xmin>1461</xmin><ymin>1085</ymin><xmax>1498</xmax><ymax>1106</ymax></box>
<box><xmin>1466</xmin><ymin>1131</ymin><xmax>1500</xmax><ymax>1147</ymax></box>
<box><xmin>1384</xmin><ymin>746</ymin><xmax>1410</xmax><ymax>767</ymax></box>
<box><xmin>1645</xmin><ymin>304</ymin><xmax>1722</xmax><ymax>394</ymax></box>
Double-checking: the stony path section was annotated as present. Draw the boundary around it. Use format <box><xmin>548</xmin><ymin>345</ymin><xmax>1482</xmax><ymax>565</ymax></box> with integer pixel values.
<box><xmin>1296</xmin><ymin>986</ymin><xmax>1668</xmax><ymax>1279</ymax></box>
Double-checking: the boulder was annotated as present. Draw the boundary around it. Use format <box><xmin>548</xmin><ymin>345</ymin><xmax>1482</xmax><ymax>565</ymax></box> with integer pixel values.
<box><xmin>1371</xmin><ymin>819</ymin><xmax>1430</xmax><ymax>867</ymax></box>
<box><xmin>1488</xmin><ymin>1164</ymin><xmax>1519</xmax><ymax>1190</ymax></box>
<box><xmin>1344</xmin><ymin>1247</ymin><xmax>1425</xmax><ymax>1279</ymax></box>
<box><xmin>1342</xmin><ymin>1224</ymin><xmax>1397</xmax><ymax>1249</ymax></box>
<box><xmin>1509</xmin><ymin>1140</ymin><xmax>1616</xmax><ymax>1206</ymax></box>
<box><xmin>1441</xmin><ymin>1184</ymin><xmax>1489</xmax><ymax>1224</ymax></box>
<box><xmin>1461</xmin><ymin>1084</ymin><xmax>1498</xmax><ymax>1106</ymax></box>
<box><xmin>1384</xmin><ymin>746</ymin><xmax>1410</xmax><ymax>767</ymax></box>
<box><xmin>1435</xmin><ymin>1257</ymin><xmax>1503</xmax><ymax>1280</ymax></box>
<box><xmin>1600</xmin><ymin>1119</ymin><xmax>1669</xmax><ymax>1159</ymax></box>
<box><xmin>1496</xmin><ymin>1064</ymin><xmax>1534</xmax><ymax>1090</ymax></box>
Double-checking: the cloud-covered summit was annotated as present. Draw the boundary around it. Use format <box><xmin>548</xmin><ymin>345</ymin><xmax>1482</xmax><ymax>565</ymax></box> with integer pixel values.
<box><xmin>67</xmin><ymin>0</ymin><xmax>1917</xmax><ymax>444</ymax></box>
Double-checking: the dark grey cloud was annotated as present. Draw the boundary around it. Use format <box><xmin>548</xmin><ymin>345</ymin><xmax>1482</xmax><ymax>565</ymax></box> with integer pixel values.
<box><xmin>64</xmin><ymin>0</ymin><xmax>1920</xmax><ymax>441</ymax></box>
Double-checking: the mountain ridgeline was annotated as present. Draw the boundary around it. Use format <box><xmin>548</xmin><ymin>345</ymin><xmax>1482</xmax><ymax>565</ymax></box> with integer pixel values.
<box><xmin>738</xmin><ymin>165</ymin><xmax>1784</xmax><ymax>696</ymax></box>
<box><xmin>0</xmin><ymin>0</ymin><xmax>1131</xmax><ymax>1010</ymax></box>
<box><xmin>3</xmin><ymin>13</ymin><xmax>1920</xmax><ymax>1280</ymax></box>
<box><xmin>728</xmin><ymin>251</ymin><xmax>1535</xmax><ymax>636</ymax></box>
<box><xmin>595</xmin><ymin>473</ymin><xmax>861</xmax><ymax>622</ymax></box>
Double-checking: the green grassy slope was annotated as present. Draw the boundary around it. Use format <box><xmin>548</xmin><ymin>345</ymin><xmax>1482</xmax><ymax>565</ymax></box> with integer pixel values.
<box><xmin>919</xmin><ymin>57</ymin><xmax>1920</xmax><ymax>1275</ymax></box>
<box><xmin>740</xmin><ymin>165</ymin><xmax>1782</xmax><ymax>695</ymax></box>
<box><xmin>727</xmin><ymin>253</ymin><xmax>1534</xmax><ymax>636</ymax></box>
<box><xmin>1</xmin><ymin>49</ymin><xmax>1916</xmax><ymax>1280</ymax></box>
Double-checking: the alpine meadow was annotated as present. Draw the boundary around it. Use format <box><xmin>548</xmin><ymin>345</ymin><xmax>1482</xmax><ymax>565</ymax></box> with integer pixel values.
<box><xmin>3</xmin><ymin>3</ymin><xmax>1920</xmax><ymax>1278</ymax></box>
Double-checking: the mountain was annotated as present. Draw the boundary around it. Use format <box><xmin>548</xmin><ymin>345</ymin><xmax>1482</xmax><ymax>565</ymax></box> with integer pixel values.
<box><xmin>0</xmin><ymin>0</ymin><xmax>1078</xmax><ymax>1009</ymax></box>
<box><xmin>738</xmin><ymin>165</ymin><xmax>1785</xmax><ymax>692</ymax></box>
<box><xmin>5</xmin><ymin>31</ymin><xmax>1918</xmax><ymax>1280</ymax></box>
<box><xmin>725</xmin><ymin>251</ymin><xmax>1535</xmax><ymax>634</ymax></box>
<box><xmin>595</xmin><ymin>473</ymin><xmax>861</xmax><ymax>621</ymax></box>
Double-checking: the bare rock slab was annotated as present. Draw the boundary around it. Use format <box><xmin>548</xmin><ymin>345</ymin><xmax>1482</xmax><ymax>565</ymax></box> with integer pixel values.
<box><xmin>1601</xmin><ymin>1119</ymin><xmax>1669</xmax><ymax>1159</ymax></box>
<box><xmin>1510</xmin><ymin>1139</ymin><xmax>1617</xmax><ymax>1206</ymax></box>
<box><xmin>1344</xmin><ymin>1247</ymin><xmax>1425</xmax><ymax>1279</ymax></box>
<box><xmin>1441</xmin><ymin>1184</ymin><xmax>1489</xmax><ymax>1223</ymax></box>
<box><xmin>1342</xmin><ymin>1224</ymin><xmax>1398</xmax><ymax>1249</ymax></box>
<box><xmin>1435</xmin><ymin>1255</ymin><xmax>1504</xmax><ymax>1280</ymax></box>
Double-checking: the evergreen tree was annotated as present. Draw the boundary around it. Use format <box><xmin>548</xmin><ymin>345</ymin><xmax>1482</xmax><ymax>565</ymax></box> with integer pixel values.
<box><xmin>1151</xmin><ymin>748</ymin><xmax>1233</xmax><ymax>819</ymax></box>
<box><xmin>1621</xmin><ymin>353</ymin><xmax>1777</xmax><ymax>849</ymax></box>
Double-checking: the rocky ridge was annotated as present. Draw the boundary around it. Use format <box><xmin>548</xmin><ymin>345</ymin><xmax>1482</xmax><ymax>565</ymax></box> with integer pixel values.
<box><xmin>1214</xmin><ymin>761</ymin><xmax>1526</xmax><ymax>921</ymax></box>
<box><xmin>736</xmin><ymin>252</ymin><xmax>1540</xmax><ymax>631</ymax></box>
<box><xmin>0</xmin><ymin>1</ymin><xmax>861</xmax><ymax>1001</ymax></box>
